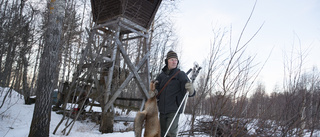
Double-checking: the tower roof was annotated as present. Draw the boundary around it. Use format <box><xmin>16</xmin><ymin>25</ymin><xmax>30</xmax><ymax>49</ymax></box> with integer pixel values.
<box><xmin>91</xmin><ymin>0</ymin><xmax>162</xmax><ymax>30</ymax></box>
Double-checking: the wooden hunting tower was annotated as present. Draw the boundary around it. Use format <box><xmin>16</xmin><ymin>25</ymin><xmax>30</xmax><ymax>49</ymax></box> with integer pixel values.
<box><xmin>91</xmin><ymin>0</ymin><xmax>161</xmax><ymax>30</ymax></box>
<box><xmin>54</xmin><ymin>0</ymin><xmax>163</xmax><ymax>134</ymax></box>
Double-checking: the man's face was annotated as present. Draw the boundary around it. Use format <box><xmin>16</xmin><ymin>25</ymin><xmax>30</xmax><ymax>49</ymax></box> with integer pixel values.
<box><xmin>167</xmin><ymin>58</ymin><xmax>178</xmax><ymax>70</ymax></box>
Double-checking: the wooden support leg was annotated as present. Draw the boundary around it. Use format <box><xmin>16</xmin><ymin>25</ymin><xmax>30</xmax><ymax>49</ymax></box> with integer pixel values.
<box><xmin>99</xmin><ymin>111</ymin><xmax>114</xmax><ymax>133</ymax></box>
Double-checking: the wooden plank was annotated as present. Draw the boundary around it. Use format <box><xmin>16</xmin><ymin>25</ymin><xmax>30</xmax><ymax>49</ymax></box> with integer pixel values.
<box><xmin>117</xmin><ymin>39</ymin><xmax>149</xmax><ymax>97</ymax></box>
<box><xmin>114</xmin><ymin>116</ymin><xmax>135</xmax><ymax>122</ymax></box>
<box><xmin>119</xmin><ymin>22</ymin><xmax>148</xmax><ymax>38</ymax></box>
<box><xmin>103</xmin><ymin>26</ymin><xmax>120</xmax><ymax>112</ymax></box>
<box><xmin>104</xmin><ymin>51</ymin><xmax>150</xmax><ymax>111</ymax></box>
<box><xmin>120</xmin><ymin>17</ymin><xmax>147</xmax><ymax>33</ymax></box>
<box><xmin>116</xmin><ymin>97</ymin><xmax>143</xmax><ymax>101</ymax></box>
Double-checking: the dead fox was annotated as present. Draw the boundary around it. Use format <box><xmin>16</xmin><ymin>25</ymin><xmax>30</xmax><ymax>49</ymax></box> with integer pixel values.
<box><xmin>134</xmin><ymin>81</ymin><xmax>160</xmax><ymax>137</ymax></box>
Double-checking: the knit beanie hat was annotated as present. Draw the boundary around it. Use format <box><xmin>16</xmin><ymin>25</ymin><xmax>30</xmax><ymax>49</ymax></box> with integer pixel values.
<box><xmin>166</xmin><ymin>50</ymin><xmax>178</xmax><ymax>60</ymax></box>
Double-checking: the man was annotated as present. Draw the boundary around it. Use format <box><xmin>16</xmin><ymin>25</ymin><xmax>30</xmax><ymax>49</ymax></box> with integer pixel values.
<box><xmin>155</xmin><ymin>50</ymin><xmax>195</xmax><ymax>137</ymax></box>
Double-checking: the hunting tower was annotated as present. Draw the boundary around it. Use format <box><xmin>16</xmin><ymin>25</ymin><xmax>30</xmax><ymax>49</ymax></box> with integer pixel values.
<box><xmin>56</xmin><ymin>0</ymin><xmax>163</xmax><ymax>134</ymax></box>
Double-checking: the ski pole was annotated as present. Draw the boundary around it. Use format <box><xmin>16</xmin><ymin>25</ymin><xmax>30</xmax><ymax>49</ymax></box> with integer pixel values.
<box><xmin>164</xmin><ymin>63</ymin><xmax>201</xmax><ymax>136</ymax></box>
<box><xmin>164</xmin><ymin>92</ymin><xmax>189</xmax><ymax>137</ymax></box>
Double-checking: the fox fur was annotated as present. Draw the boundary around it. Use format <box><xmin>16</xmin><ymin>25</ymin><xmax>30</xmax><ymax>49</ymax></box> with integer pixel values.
<box><xmin>134</xmin><ymin>81</ymin><xmax>160</xmax><ymax>137</ymax></box>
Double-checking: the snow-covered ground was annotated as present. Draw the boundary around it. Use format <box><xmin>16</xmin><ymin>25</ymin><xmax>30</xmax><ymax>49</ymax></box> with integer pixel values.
<box><xmin>0</xmin><ymin>87</ymin><xmax>134</xmax><ymax>137</ymax></box>
<box><xmin>0</xmin><ymin>87</ymin><xmax>196</xmax><ymax>137</ymax></box>
<box><xmin>1</xmin><ymin>87</ymin><xmax>319</xmax><ymax>137</ymax></box>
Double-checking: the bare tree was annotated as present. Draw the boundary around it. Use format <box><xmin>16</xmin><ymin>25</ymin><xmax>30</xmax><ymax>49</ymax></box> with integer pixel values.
<box><xmin>193</xmin><ymin>1</ymin><xmax>267</xmax><ymax>136</ymax></box>
<box><xmin>149</xmin><ymin>0</ymin><xmax>179</xmax><ymax>79</ymax></box>
<box><xmin>28</xmin><ymin>0</ymin><xmax>65</xmax><ymax>136</ymax></box>
<box><xmin>184</xmin><ymin>27</ymin><xmax>225</xmax><ymax>135</ymax></box>
<box><xmin>0</xmin><ymin>0</ymin><xmax>38</xmax><ymax>106</ymax></box>
<box><xmin>0</xmin><ymin>0</ymin><xmax>20</xmax><ymax>87</ymax></box>
<box><xmin>59</xmin><ymin>0</ymin><xmax>82</xmax><ymax>83</ymax></box>
<box><xmin>279</xmin><ymin>34</ymin><xmax>310</xmax><ymax>136</ymax></box>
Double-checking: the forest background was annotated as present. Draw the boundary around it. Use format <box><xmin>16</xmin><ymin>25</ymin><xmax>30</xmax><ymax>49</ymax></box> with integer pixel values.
<box><xmin>0</xmin><ymin>0</ymin><xmax>320</xmax><ymax>136</ymax></box>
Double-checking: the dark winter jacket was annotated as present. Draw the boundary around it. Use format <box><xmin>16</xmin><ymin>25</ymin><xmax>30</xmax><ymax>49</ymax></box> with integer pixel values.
<box><xmin>155</xmin><ymin>67</ymin><xmax>190</xmax><ymax>114</ymax></box>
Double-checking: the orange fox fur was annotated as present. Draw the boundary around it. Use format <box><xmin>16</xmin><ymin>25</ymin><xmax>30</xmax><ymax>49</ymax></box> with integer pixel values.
<box><xmin>134</xmin><ymin>81</ymin><xmax>160</xmax><ymax>137</ymax></box>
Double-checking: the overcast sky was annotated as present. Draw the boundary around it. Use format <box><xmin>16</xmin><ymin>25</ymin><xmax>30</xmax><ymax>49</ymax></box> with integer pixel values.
<box><xmin>173</xmin><ymin>0</ymin><xmax>320</xmax><ymax>93</ymax></box>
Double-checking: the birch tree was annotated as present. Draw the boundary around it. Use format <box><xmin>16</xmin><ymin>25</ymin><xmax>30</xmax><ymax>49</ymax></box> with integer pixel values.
<box><xmin>28</xmin><ymin>0</ymin><xmax>65</xmax><ymax>136</ymax></box>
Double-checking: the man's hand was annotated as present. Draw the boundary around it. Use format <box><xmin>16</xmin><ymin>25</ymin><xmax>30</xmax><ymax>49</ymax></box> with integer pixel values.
<box><xmin>185</xmin><ymin>82</ymin><xmax>194</xmax><ymax>95</ymax></box>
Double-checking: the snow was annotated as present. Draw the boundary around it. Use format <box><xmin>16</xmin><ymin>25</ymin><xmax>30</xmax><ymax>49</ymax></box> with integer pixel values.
<box><xmin>1</xmin><ymin>87</ymin><xmax>320</xmax><ymax>137</ymax></box>
<box><xmin>0</xmin><ymin>87</ymin><xmax>196</xmax><ymax>137</ymax></box>
<box><xmin>0</xmin><ymin>87</ymin><xmax>135</xmax><ymax>137</ymax></box>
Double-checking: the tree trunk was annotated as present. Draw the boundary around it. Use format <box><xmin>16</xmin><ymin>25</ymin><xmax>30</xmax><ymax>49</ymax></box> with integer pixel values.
<box><xmin>3</xmin><ymin>42</ymin><xmax>16</xmax><ymax>87</ymax></box>
<box><xmin>99</xmin><ymin>111</ymin><xmax>114</xmax><ymax>133</ymax></box>
<box><xmin>22</xmin><ymin>24</ymin><xmax>31</xmax><ymax>104</ymax></box>
<box><xmin>30</xmin><ymin>39</ymin><xmax>42</xmax><ymax>95</ymax></box>
<box><xmin>28</xmin><ymin>0</ymin><xmax>65</xmax><ymax>137</ymax></box>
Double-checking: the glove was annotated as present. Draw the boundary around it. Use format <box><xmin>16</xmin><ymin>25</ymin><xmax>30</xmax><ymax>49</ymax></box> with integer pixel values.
<box><xmin>185</xmin><ymin>82</ymin><xmax>194</xmax><ymax>95</ymax></box>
